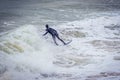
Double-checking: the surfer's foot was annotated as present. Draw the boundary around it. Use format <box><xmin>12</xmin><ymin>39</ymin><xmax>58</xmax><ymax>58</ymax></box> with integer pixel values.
<box><xmin>55</xmin><ymin>43</ymin><xmax>59</xmax><ymax>46</ymax></box>
<box><xmin>64</xmin><ymin>43</ymin><xmax>67</xmax><ymax>45</ymax></box>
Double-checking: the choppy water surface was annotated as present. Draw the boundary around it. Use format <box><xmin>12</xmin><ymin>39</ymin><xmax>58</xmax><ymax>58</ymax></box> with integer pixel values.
<box><xmin>0</xmin><ymin>0</ymin><xmax>120</xmax><ymax>80</ymax></box>
<box><xmin>0</xmin><ymin>0</ymin><xmax>120</xmax><ymax>32</ymax></box>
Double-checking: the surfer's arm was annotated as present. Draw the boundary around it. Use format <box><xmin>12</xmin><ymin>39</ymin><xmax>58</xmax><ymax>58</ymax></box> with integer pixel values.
<box><xmin>43</xmin><ymin>31</ymin><xmax>48</xmax><ymax>36</ymax></box>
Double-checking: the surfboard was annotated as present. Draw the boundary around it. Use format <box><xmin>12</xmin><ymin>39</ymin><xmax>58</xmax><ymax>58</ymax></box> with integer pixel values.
<box><xmin>65</xmin><ymin>40</ymin><xmax>72</xmax><ymax>45</ymax></box>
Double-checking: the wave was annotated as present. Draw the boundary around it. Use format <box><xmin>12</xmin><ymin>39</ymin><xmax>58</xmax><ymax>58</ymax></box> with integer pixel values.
<box><xmin>59</xmin><ymin>15</ymin><xmax>120</xmax><ymax>39</ymax></box>
<box><xmin>0</xmin><ymin>24</ymin><xmax>84</xmax><ymax>73</ymax></box>
<box><xmin>0</xmin><ymin>13</ymin><xmax>120</xmax><ymax>80</ymax></box>
<box><xmin>0</xmin><ymin>25</ymin><xmax>46</xmax><ymax>54</ymax></box>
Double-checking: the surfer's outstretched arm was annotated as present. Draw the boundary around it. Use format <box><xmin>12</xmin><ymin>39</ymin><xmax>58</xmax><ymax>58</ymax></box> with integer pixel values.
<box><xmin>43</xmin><ymin>31</ymin><xmax>48</xmax><ymax>36</ymax></box>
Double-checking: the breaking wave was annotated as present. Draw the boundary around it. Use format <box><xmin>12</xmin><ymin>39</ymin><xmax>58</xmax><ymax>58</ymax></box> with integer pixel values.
<box><xmin>0</xmin><ymin>13</ymin><xmax>120</xmax><ymax>80</ymax></box>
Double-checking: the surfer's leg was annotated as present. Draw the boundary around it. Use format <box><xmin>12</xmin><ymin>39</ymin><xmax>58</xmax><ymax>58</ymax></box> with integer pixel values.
<box><xmin>52</xmin><ymin>35</ymin><xmax>58</xmax><ymax>45</ymax></box>
<box><xmin>56</xmin><ymin>35</ymin><xmax>66</xmax><ymax>45</ymax></box>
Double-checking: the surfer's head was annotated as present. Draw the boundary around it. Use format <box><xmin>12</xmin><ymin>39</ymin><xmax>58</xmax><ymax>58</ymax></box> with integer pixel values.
<box><xmin>45</xmin><ymin>24</ymin><xmax>49</xmax><ymax>29</ymax></box>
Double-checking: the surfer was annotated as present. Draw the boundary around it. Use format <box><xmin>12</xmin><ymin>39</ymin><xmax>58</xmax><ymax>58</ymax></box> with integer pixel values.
<box><xmin>43</xmin><ymin>24</ymin><xmax>66</xmax><ymax>45</ymax></box>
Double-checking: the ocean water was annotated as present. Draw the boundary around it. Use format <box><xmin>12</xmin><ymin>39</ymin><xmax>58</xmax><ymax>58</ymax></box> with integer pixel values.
<box><xmin>0</xmin><ymin>0</ymin><xmax>120</xmax><ymax>32</ymax></box>
<box><xmin>0</xmin><ymin>0</ymin><xmax>120</xmax><ymax>80</ymax></box>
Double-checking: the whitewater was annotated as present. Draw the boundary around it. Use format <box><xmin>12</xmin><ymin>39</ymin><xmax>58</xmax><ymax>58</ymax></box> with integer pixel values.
<box><xmin>0</xmin><ymin>11</ymin><xmax>120</xmax><ymax>80</ymax></box>
<box><xmin>0</xmin><ymin>0</ymin><xmax>120</xmax><ymax>80</ymax></box>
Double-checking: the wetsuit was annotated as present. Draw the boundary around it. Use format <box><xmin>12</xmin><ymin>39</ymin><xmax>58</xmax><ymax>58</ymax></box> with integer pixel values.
<box><xmin>43</xmin><ymin>25</ymin><xmax>66</xmax><ymax>45</ymax></box>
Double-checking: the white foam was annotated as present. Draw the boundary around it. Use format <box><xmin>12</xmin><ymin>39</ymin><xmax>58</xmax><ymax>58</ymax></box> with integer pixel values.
<box><xmin>59</xmin><ymin>15</ymin><xmax>120</xmax><ymax>40</ymax></box>
<box><xmin>0</xmin><ymin>14</ymin><xmax>120</xmax><ymax>80</ymax></box>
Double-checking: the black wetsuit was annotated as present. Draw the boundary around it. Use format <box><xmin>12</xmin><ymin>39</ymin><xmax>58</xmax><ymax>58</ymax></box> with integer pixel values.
<box><xmin>43</xmin><ymin>27</ymin><xmax>66</xmax><ymax>45</ymax></box>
